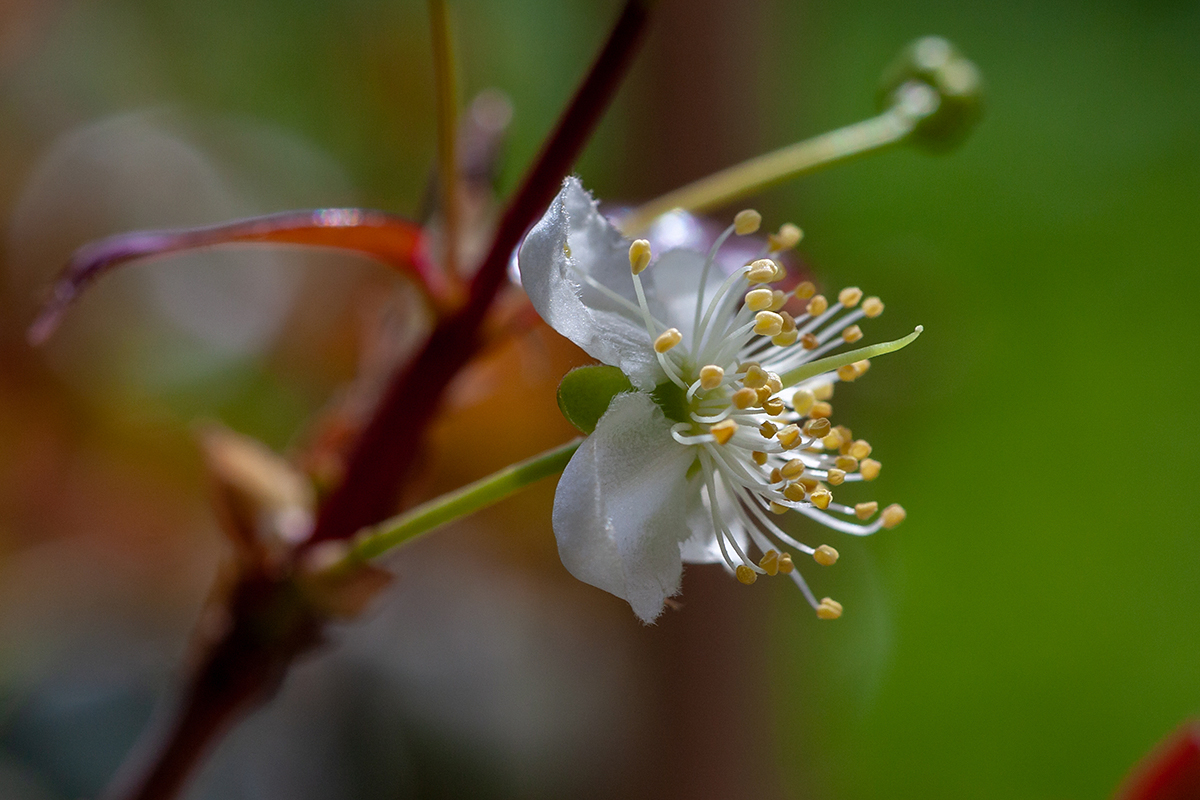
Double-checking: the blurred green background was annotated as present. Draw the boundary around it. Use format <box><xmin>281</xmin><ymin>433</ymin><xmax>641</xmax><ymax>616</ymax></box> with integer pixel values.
<box><xmin>1</xmin><ymin>0</ymin><xmax>1198</xmax><ymax>798</ymax></box>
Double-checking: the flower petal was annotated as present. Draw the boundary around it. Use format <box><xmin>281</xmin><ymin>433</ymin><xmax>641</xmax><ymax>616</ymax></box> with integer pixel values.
<box><xmin>552</xmin><ymin>391</ymin><xmax>698</xmax><ymax>622</ymax></box>
<box><xmin>517</xmin><ymin>178</ymin><xmax>663</xmax><ymax>389</ymax></box>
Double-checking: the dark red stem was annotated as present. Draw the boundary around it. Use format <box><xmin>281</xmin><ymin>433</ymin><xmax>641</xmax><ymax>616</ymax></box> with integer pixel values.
<box><xmin>307</xmin><ymin>0</ymin><xmax>654</xmax><ymax>544</ymax></box>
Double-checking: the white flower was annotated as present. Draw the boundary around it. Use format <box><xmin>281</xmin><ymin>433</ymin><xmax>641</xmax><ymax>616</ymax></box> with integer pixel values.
<box><xmin>518</xmin><ymin>178</ymin><xmax>916</xmax><ymax>623</ymax></box>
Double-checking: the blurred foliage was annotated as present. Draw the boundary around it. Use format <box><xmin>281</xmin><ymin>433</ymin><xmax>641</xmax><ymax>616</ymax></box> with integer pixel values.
<box><xmin>1</xmin><ymin>0</ymin><xmax>1198</xmax><ymax>798</ymax></box>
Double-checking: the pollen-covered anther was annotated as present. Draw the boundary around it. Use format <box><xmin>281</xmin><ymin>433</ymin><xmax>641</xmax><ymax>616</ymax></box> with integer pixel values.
<box><xmin>768</xmin><ymin>222</ymin><xmax>803</xmax><ymax>251</ymax></box>
<box><xmin>743</xmin><ymin>364</ymin><xmax>769</xmax><ymax>389</ymax></box>
<box><xmin>822</xmin><ymin>431</ymin><xmax>843</xmax><ymax>450</ymax></box>
<box><xmin>699</xmin><ymin>364</ymin><xmax>725</xmax><ymax>390</ymax></box>
<box><xmin>837</xmin><ymin>364</ymin><xmax>859</xmax><ymax>382</ymax></box>
<box><xmin>800</xmin><ymin>332</ymin><xmax>819</xmax><ymax>350</ymax></box>
<box><xmin>754</xmin><ymin>386</ymin><xmax>772</xmax><ymax>405</ymax></box>
<box><xmin>762</xmin><ymin>398</ymin><xmax>785</xmax><ymax>416</ymax></box>
<box><xmin>734</xmin><ymin>209</ymin><xmax>762</xmax><ymax>235</ymax></box>
<box><xmin>766</xmin><ymin>373</ymin><xmax>783</xmax><ymax>394</ymax></box>
<box><xmin>795</xmin><ymin>281</ymin><xmax>816</xmax><ymax>300</ymax></box>
<box><xmin>628</xmin><ymin>239</ymin><xmax>652</xmax><ymax>275</ymax></box>
<box><xmin>862</xmin><ymin>297</ymin><xmax>884</xmax><ymax>317</ymax></box>
<box><xmin>816</xmin><ymin>598</ymin><xmax>844</xmax><ymax>620</ymax></box>
<box><xmin>806</xmin><ymin>295</ymin><xmax>829</xmax><ymax>316</ymax></box>
<box><xmin>754</xmin><ymin>311</ymin><xmax>784</xmax><ymax>336</ymax></box>
<box><xmin>751</xmin><ymin>450</ymin><xmax>768</xmax><ymax>466</ymax></box>
<box><xmin>776</xmin><ymin>424</ymin><xmax>802</xmax><ymax>450</ymax></box>
<box><xmin>842</xmin><ymin>325</ymin><xmax>864</xmax><ymax>343</ymax></box>
<box><xmin>813</xmin><ymin>383</ymin><xmax>834</xmax><ymax>401</ymax></box>
<box><xmin>780</xmin><ymin>458</ymin><xmax>805</xmax><ymax>479</ymax></box>
<box><xmin>769</xmin><ymin>290</ymin><xmax>787</xmax><ymax>311</ymax></box>
<box><xmin>654</xmin><ymin>328</ymin><xmax>682</xmax><ymax>353</ymax></box>
<box><xmin>735</xmin><ymin>564</ymin><xmax>758</xmax><ymax>585</ymax></box>
<box><xmin>732</xmin><ymin>387</ymin><xmax>758</xmax><ymax>409</ymax></box>
<box><xmin>859</xmin><ymin>458</ymin><xmax>882</xmax><ymax>481</ymax></box>
<box><xmin>810</xmin><ymin>401</ymin><xmax>833</xmax><ymax>420</ymax></box>
<box><xmin>759</xmin><ymin>421</ymin><xmax>778</xmax><ymax>438</ymax></box>
<box><xmin>835</xmin><ymin>455</ymin><xmax>859</xmax><ymax>472</ymax></box>
<box><xmin>779</xmin><ymin>552</ymin><xmax>795</xmax><ymax>573</ymax></box>
<box><xmin>746</xmin><ymin>259</ymin><xmax>779</xmax><ymax>284</ymax></box>
<box><xmin>710</xmin><ymin>419</ymin><xmax>738</xmax><ymax>445</ymax></box>
<box><xmin>854</xmin><ymin>359</ymin><xmax>871</xmax><ymax>377</ymax></box>
<box><xmin>881</xmin><ymin>504</ymin><xmax>907</xmax><ymax>529</ymax></box>
<box><xmin>797</xmin><ymin>477</ymin><xmax>819</xmax><ymax>493</ymax></box>
<box><xmin>849</xmin><ymin>439</ymin><xmax>873</xmax><ymax>460</ymax></box>
<box><xmin>791</xmin><ymin>389</ymin><xmax>815</xmax><ymax>415</ymax></box>
<box><xmin>771</xmin><ymin>330</ymin><xmax>799</xmax><ymax>346</ymax></box>
<box><xmin>813</xmin><ymin>545</ymin><xmax>840</xmax><ymax>566</ymax></box>
<box><xmin>838</xmin><ymin>287</ymin><xmax>863</xmax><ymax>308</ymax></box>
<box><xmin>826</xmin><ymin>468</ymin><xmax>846</xmax><ymax>485</ymax></box>
<box><xmin>745</xmin><ymin>287</ymin><xmax>774</xmax><ymax>311</ymax></box>
<box><xmin>802</xmin><ymin>417</ymin><xmax>831</xmax><ymax>438</ymax></box>
<box><xmin>759</xmin><ymin>549</ymin><xmax>781</xmax><ymax>576</ymax></box>
<box><xmin>769</xmin><ymin>501</ymin><xmax>789</xmax><ymax>515</ymax></box>
<box><xmin>810</xmin><ymin>489</ymin><xmax>832</xmax><ymax>509</ymax></box>
<box><xmin>783</xmin><ymin>482</ymin><xmax>805</xmax><ymax>502</ymax></box>
<box><xmin>855</xmin><ymin>501</ymin><xmax>879</xmax><ymax>520</ymax></box>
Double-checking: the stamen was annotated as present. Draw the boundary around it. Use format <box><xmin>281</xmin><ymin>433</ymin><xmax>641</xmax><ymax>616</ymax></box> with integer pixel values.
<box><xmin>881</xmin><ymin>504</ymin><xmax>907</xmax><ymax>528</ymax></box>
<box><xmin>655</xmin><ymin>328</ymin><xmax>683</xmax><ymax>353</ymax></box>
<box><xmin>735</xmin><ymin>565</ymin><xmax>758</xmax><ymax>584</ymax></box>
<box><xmin>859</xmin><ymin>458</ymin><xmax>881</xmax><ymax>480</ymax></box>
<box><xmin>780</xmin><ymin>459</ymin><xmax>805</xmax><ymax>479</ymax></box>
<box><xmin>629</xmin><ymin>239</ymin><xmax>652</xmax><ymax>275</ymax></box>
<box><xmin>791</xmin><ymin>389</ymin><xmax>815</xmax><ymax>415</ymax></box>
<box><xmin>732</xmin><ymin>387</ymin><xmax>758</xmax><ymax>409</ymax></box>
<box><xmin>753</xmin><ymin>311</ymin><xmax>784</xmax><ymax>336</ymax></box>
<box><xmin>711</xmin><ymin>419</ymin><xmax>738</xmax><ymax>445</ymax></box>
<box><xmin>842</xmin><ymin>325</ymin><xmax>864</xmax><ymax>343</ymax></box>
<box><xmin>746</xmin><ymin>259</ymin><xmax>778</xmax><ymax>284</ymax></box>
<box><xmin>745</xmin><ymin>288</ymin><xmax>775</xmax><ymax>310</ymax></box>
<box><xmin>768</xmin><ymin>223</ymin><xmax>803</xmax><ymax>251</ymax></box>
<box><xmin>734</xmin><ymin>209</ymin><xmax>762</xmax><ymax>235</ymax></box>
<box><xmin>794</xmin><ymin>281</ymin><xmax>816</xmax><ymax>300</ymax></box>
<box><xmin>855</xmin><ymin>501</ymin><xmax>879</xmax><ymax>520</ymax></box>
<box><xmin>810</xmin><ymin>489</ymin><xmax>833</xmax><ymax>509</ymax></box>
<box><xmin>802</xmin><ymin>418</ymin><xmax>831</xmax><ymax>438</ymax></box>
<box><xmin>826</xmin><ymin>468</ymin><xmax>846</xmax><ymax>485</ymax></box>
<box><xmin>862</xmin><ymin>297</ymin><xmax>884</xmax><ymax>317</ymax></box>
<box><xmin>699</xmin><ymin>364</ymin><xmax>725</xmax><ymax>390</ymax></box>
<box><xmin>816</xmin><ymin>598</ymin><xmax>843</xmax><ymax>620</ymax></box>
<box><xmin>849</xmin><ymin>440</ymin><xmax>872</xmax><ymax>459</ymax></box>
<box><xmin>813</xmin><ymin>384</ymin><xmax>834</xmax><ymax>401</ymax></box>
<box><xmin>806</xmin><ymin>295</ymin><xmax>829</xmax><ymax>316</ymax></box>
<box><xmin>759</xmin><ymin>549</ymin><xmax>781</xmax><ymax>576</ymax></box>
<box><xmin>779</xmin><ymin>553</ymin><xmax>795</xmax><ymax>574</ymax></box>
<box><xmin>837</xmin><ymin>287</ymin><xmax>863</xmax><ymax>308</ymax></box>
<box><xmin>837</xmin><ymin>364</ymin><xmax>858</xmax><ymax>382</ymax></box>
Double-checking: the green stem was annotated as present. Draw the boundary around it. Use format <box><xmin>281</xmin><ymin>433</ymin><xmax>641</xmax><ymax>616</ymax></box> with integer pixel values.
<box><xmin>348</xmin><ymin>438</ymin><xmax>582</xmax><ymax>562</ymax></box>
<box><xmin>618</xmin><ymin>107</ymin><xmax>917</xmax><ymax>235</ymax></box>
<box><xmin>780</xmin><ymin>326</ymin><xmax>923</xmax><ymax>388</ymax></box>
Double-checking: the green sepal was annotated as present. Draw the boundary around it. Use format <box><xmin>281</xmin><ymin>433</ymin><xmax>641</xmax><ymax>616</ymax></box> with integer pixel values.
<box><xmin>556</xmin><ymin>365</ymin><xmax>635</xmax><ymax>434</ymax></box>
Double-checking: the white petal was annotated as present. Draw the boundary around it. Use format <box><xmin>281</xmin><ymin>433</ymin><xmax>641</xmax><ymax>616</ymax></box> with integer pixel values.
<box><xmin>517</xmin><ymin>178</ymin><xmax>664</xmax><ymax>389</ymax></box>
<box><xmin>552</xmin><ymin>391</ymin><xmax>699</xmax><ymax>623</ymax></box>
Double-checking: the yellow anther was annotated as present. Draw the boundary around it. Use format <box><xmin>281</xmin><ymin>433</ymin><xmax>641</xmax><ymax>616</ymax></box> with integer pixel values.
<box><xmin>755</xmin><ymin>385</ymin><xmax>773</xmax><ymax>405</ymax></box>
<box><xmin>699</xmin><ymin>364</ymin><xmax>725</xmax><ymax>390</ymax></box>
<box><xmin>732</xmin><ymin>387</ymin><xmax>758</xmax><ymax>409</ymax></box>
<box><xmin>779</xmin><ymin>552</ymin><xmax>795</xmax><ymax>573</ymax></box>
<box><xmin>806</xmin><ymin>294</ymin><xmax>829</xmax><ymax>316</ymax></box>
<box><xmin>881</xmin><ymin>503</ymin><xmax>907</xmax><ymax>529</ymax></box>
<box><xmin>826</xmin><ymin>468</ymin><xmax>846</xmax><ymax>485</ymax></box>
<box><xmin>769</xmin><ymin>501</ymin><xmax>789</xmax><ymax>515</ymax></box>
<box><xmin>746</xmin><ymin>259</ymin><xmax>778</xmax><ymax>283</ymax></box>
<box><xmin>800</xmin><ymin>332</ymin><xmax>819</xmax><ymax>350</ymax></box>
<box><xmin>783</xmin><ymin>482</ymin><xmax>806</xmax><ymax>502</ymax></box>
<box><xmin>754</xmin><ymin>311</ymin><xmax>784</xmax><ymax>337</ymax></box>
<box><xmin>849</xmin><ymin>439</ymin><xmax>873</xmax><ymax>460</ymax></box>
<box><xmin>859</xmin><ymin>458</ymin><xmax>881</xmax><ymax>481</ymax></box>
<box><xmin>853</xmin><ymin>359</ymin><xmax>871</xmax><ymax>376</ymax></box>
<box><xmin>791</xmin><ymin>389</ymin><xmax>815</xmax><ymax>415</ymax></box>
<box><xmin>768</xmin><ymin>467</ymin><xmax>783</xmax><ymax>484</ymax></box>
<box><xmin>779</xmin><ymin>311</ymin><xmax>797</xmax><ymax>332</ymax></box>
<box><xmin>776</xmin><ymin>424</ymin><xmax>802</xmax><ymax>450</ymax></box>
<box><xmin>654</xmin><ymin>328</ymin><xmax>682</xmax><ymax>353</ymax></box>
<box><xmin>768</xmin><ymin>222</ymin><xmax>803</xmax><ymax>251</ymax></box>
<box><xmin>813</xmin><ymin>383</ymin><xmax>834</xmax><ymax>401</ymax></box>
<box><xmin>734</xmin><ymin>209</ymin><xmax>762</xmax><ymax>235</ymax></box>
<box><xmin>743</xmin><ymin>364</ymin><xmax>769</xmax><ymax>389</ymax></box>
<box><xmin>813</xmin><ymin>544</ymin><xmax>840</xmax><ymax>566</ymax></box>
<box><xmin>751</xmin><ymin>450</ymin><xmax>768</xmax><ymax>466</ymax></box>
<box><xmin>745</xmin><ymin>287</ymin><xmax>774</xmax><ymax>311</ymax></box>
<box><xmin>795</xmin><ymin>281</ymin><xmax>816</xmax><ymax>300</ymax></box>
<box><xmin>759</xmin><ymin>549</ymin><xmax>781</xmax><ymax>576</ymax></box>
<box><xmin>837</xmin><ymin>364</ymin><xmax>859</xmax><ymax>382</ymax></box>
<box><xmin>736</xmin><ymin>361</ymin><xmax>759</xmax><ymax>374</ymax></box>
<box><xmin>771</xmin><ymin>330</ymin><xmax>799</xmax><ymax>347</ymax></box>
<box><xmin>855</xmin><ymin>501</ymin><xmax>879</xmax><ymax>520</ymax></box>
<box><xmin>735</xmin><ymin>564</ymin><xmax>759</xmax><ymax>585</ymax></box>
<box><xmin>822</xmin><ymin>431</ymin><xmax>844</xmax><ymax>450</ymax></box>
<box><xmin>862</xmin><ymin>297</ymin><xmax>884</xmax><ymax>318</ymax></box>
<box><xmin>810</xmin><ymin>401</ymin><xmax>833</xmax><ymax>419</ymax></box>
<box><xmin>838</xmin><ymin>287</ymin><xmax>863</xmax><ymax>308</ymax></box>
<box><xmin>629</xmin><ymin>239</ymin><xmax>652</xmax><ymax>275</ymax></box>
<box><xmin>710</xmin><ymin>419</ymin><xmax>738</xmax><ymax>445</ymax></box>
<box><xmin>780</xmin><ymin>459</ymin><xmax>805</xmax><ymax>480</ymax></box>
<box><xmin>833</xmin><ymin>425</ymin><xmax>853</xmax><ymax>443</ymax></box>
<box><xmin>769</xmin><ymin>290</ymin><xmax>787</xmax><ymax>312</ymax></box>
<box><xmin>810</xmin><ymin>489</ymin><xmax>832</xmax><ymax>509</ymax></box>
<box><xmin>759</xmin><ymin>421</ymin><xmax>778</xmax><ymax>438</ymax></box>
<box><xmin>842</xmin><ymin>324</ymin><xmax>864</xmax><ymax>343</ymax></box>
<box><xmin>802</xmin><ymin>418</ymin><xmax>831</xmax><ymax>438</ymax></box>
<box><xmin>763</xmin><ymin>398</ymin><xmax>785</xmax><ymax>417</ymax></box>
<box><xmin>766</xmin><ymin>373</ymin><xmax>783</xmax><ymax>394</ymax></box>
<box><xmin>797</xmin><ymin>476</ymin><xmax>819</xmax><ymax>493</ymax></box>
<box><xmin>835</xmin><ymin>455</ymin><xmax>859</xmax><ymax>472</ymax></box>
<box><xmin>816</xmin><ymin>597</ymin><xmax>843</xmax><ymax>620</ymax></box>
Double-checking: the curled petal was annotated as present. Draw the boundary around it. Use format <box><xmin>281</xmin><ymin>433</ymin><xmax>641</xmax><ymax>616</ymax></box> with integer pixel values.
<box><xmin>29</xmin><ymin>209</ymin><xmax>428</xmax><ymax>344</ymax></box>
<box><xmin>552</xmin><ymin>391</ymin><xmax>698</xmax><ymax>623</ymax></box>
<box><xmin>517</xmin><ymin>178</ymin><xmax>665</xmax><ymax>390</ymax></box>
